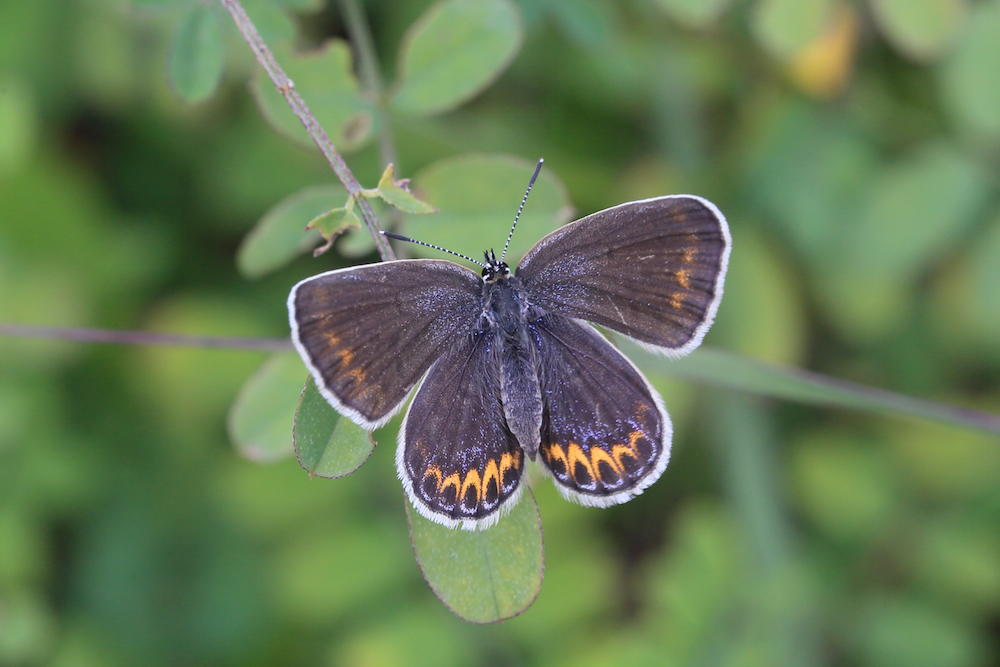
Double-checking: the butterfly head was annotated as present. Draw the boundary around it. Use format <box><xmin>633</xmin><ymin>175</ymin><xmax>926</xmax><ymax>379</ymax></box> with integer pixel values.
<box><xmin>481</xmin><ymin>249</ymin><xmax>510</xmax><ymax>283</ymax></box>
<box><xmin>483</xmin><ymin>250</ymin><xmax>510</xmax><ymax>283</ymax></box>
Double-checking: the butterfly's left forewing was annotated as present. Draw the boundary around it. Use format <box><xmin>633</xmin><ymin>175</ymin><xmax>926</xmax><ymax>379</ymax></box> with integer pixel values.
<box><xmin>398</xmin><ymin>330</ymin><xmax>525</xmax><ymax>530</ymax></box>
<box><xmin>530</xmin><ymin>315</ymin><xmax>671</xmax><ymax>506</ymax></box>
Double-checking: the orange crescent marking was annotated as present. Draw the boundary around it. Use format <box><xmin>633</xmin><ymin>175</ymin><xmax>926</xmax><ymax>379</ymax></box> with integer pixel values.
<box><xmin>337</xmin><ymin>348</ymin><xmax>355</xmax><ymax>367</ymax></box>
<box><xmin>567</xmin><ymin>443</ymin><xmax>595</xmax><ymax>483</ymax></box>
<box><xmin>590</xmin><ymin>446</ymin><xmax>622</xmax><ymax>481</ymax></box>
<box><xmin>482</xmin><ymin>459</ymin><xmax>500</xmax><ymax>496</ymax></box>
<box><xmin>423</xmin><ymin>465</ymin><xmax>443</xmax><ymax>489</ymax></box>
<box><xmin>545</xmin><ymin>443</ymin><xmax>569</xmax><ymax>476</ymax></box>
<box><xmin>682</xmin><ymin>247</ymin><xmax>696</xmax><ymax>264</ymax></box>
<box><xmin>347</xmin><ymin>367</ymin><xmax>367</xmax><ymax>384</ymax></box>
<box><xmin>439</xmin><ymin>473</ymin><xmax>460</xmax><ymax>498</ymax></box>
<box><xmin>612</xmin><ymin>431</ymin><xmax>645</xmax><ymax>471</ymax></box>
<box><xmin>461</xmin><ymin>469</ymin><xmax>482</xmax><ymax>506</ymax></box>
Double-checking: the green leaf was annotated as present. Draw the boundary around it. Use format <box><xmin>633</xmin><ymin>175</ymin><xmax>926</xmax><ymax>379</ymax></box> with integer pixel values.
<box><xmin>406</xmin><ymin>155</ymin><xmax>572</xmax><ymax>265</ymax></box>
<box><xmin>871</xmin><ymin>0</ymin><xmax>968</xmax><ymax>62</ymax></box>
<box><xmin>752</xmin><ymin>0</ymin><xmax>833</xmax><ymax>59</ymax></box>
<box><xmin>376</xmin><ymin>164</ymin><xmax>436</xmax><ymax>214</ymax></box>
<box><xmin>627</xmin><ymin>344</ymin><xmax>1000</xmax><ymax>435</ymax></box>
<box><xmin>293</xmin><ymin>377</ymin><xmax>375</xmax><ymax>478</ymax></box>
<box><xmin>941</xmin><ymin>0</ymin><xmax>1000</xmax><ymax>142</ymax></box>
<box><xmin>240</xmin><ymin>0</ymin><xmax>296</xmax><ymax>46</ymax></box>
<box><xmin>169</xmin><ymin>3</ymin><xmax>225</xmax><ymax>103</ymax></box>
<box><xmin>407</xmin><ymin>491</ymin><xmax>543</xmax><ymax>623</ymax></box>
<box><xmin>391</xmin><ymin>0</ymin><xmax>523</xmax><ymax>116</ymax></box>
<box><xmin>654</xmin><ymin>0</ymin><xmax>734</xmax><ymax>29</ymax></box>
<box><xmin>251</xmin><ymin>40</ymin><xmax>374</xmax><ymax>153</ymax></box>
<box><xmin>227</xmin><ymin>352</ymin><xmax>305</xmax><ymax>462</ymax></box>
<box><xmin>236</xmin><ymin>184</ymin><xmax>347</xmax><ymax>279</ymax></box>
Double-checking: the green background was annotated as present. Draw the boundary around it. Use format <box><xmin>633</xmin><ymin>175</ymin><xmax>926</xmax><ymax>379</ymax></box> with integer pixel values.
<box><xmin>2</xmin><ymin>0</ymin><xmax>999</xmax><ymax>665</ymax></box>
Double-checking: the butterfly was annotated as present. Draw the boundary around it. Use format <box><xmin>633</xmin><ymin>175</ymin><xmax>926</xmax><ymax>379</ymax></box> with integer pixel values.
<box><xmin>288</xmin><ymin>166</ymin><xmax>730</xmax><ymax>529</ymax></box>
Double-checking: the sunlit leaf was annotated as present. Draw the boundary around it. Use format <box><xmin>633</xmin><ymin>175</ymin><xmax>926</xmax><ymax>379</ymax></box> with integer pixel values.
<box><xmin>407</xmin><ymin>491</ymin><xmax>543</xmax><ymax>623</ymax></box>
<box><xmin>787</xmin><ymin>3</ymin><xmax>858</xmax><ymax>99</ymax></box>
<box><xmin>391</xmin><ymin>0</ymin><xmax>523</xmax><ymax>116</ymax></box>
<box><xmin>236</xmin><ymin>184</ymin><xmax>347</xmax><ymax>279</ymax></box>
<box><xmin>377</xmin><ymin>164</ymin><xmax>436</xmax><ymax>214</ymax></box>
<box><xmin>227</xmin><ymin>352</ymin><xmax>304</xmax><ymax>462</ymax></box>
<box><xmin>169</xmin><ymin>3</ymin><xmax>225</xmax><ymax>103</ymax></box>
<box><xmin>870</xmin><ymin>0</ymin><xmax>968</xmax><ymax>62</ymax></box>
<box><xmin>941</xmin><ymin>0</ymin><xmax>1000</xmax><ymax>142</ymax></box>
<box><xmin>406</xmin><ymin>155</ymin><xmax>572</xmax><ymax>265</ymax></box>
<box><xmin>654</xmin><ymin>0</ymin><xmax>733</xmax><ymax>29</ymax></box>
<box><xmin>251</xmin><ymin>40</ymin><xmax>374</xmax><ymax>153</ymax></box>
<box><xmin>752</xmin><ymin>0</ymin><xmax>834</xmax><ymax>59</ymax></box>
<box><xmin>293</xmin><ymin>377</ymin><xmax>374</xmax><ymax>478</ymax></box>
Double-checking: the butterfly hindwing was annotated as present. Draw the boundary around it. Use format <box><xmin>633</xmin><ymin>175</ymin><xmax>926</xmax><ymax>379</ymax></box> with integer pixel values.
<box><xmin>289</xmin><ymin>260</ymin><xmax>481</xmax><ymax>429</ymax></box>
<box><xmin>398</xmin><ymin>330</ymin><xmax>525</xmax><ymax>529</ymax></box>
<box><xmin>517</xmin><ymin>195</ymin><xmax>730</xmax><ymax>356</ymax></box>
<box><xmin>530</xmin><ymin>314</ymin><xmax>670</xmax><ymax>505</ymax></box>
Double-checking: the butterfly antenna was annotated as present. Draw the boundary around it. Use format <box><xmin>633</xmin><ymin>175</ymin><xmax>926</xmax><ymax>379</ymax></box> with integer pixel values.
<box><xmin>381</xmin><ymin>231</ymin><xmax>486</xmax><ymax>267</ymax></box>
<box><xmin>500</xmin><ymin>158</ymin><xmax>544</xmax><ymax>263</ymax></box>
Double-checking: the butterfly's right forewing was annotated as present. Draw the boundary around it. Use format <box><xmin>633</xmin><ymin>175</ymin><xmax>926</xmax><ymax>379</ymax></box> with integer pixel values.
<box><xmin>517</xmin><ymin>196</ymin><xmax>730</xmax><ymax>357</ymax></box>
<box><xmin>289</xmin><ymin>260</ymin><xmax>482</xmax><ymax>429</ymax></box>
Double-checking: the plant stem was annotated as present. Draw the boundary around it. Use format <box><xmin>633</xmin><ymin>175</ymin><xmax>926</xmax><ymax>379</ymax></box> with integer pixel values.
<box><xmin>0</xmin><ymin>323</ymin><xmax>293</xmax><ymax>351</ymax></box>
<box><xmin>339</xmin><ymin>0</ymin><xmax>398</xmax><ymax>169</ymax></box>
<box><xmin>220</xmin><ymin>0</ymin><xmax>394</xmax><ymax>261</ymax></box>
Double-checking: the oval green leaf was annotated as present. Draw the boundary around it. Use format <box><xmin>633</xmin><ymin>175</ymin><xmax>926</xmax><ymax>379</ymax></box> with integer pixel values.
<box><xmin>227</xmin><ymin>352</ymin><xmax>306</xmax><ymax>462</ymax></box>
<box><xmin>941</xmin><ymin>0</ymin><xmax>1000</xmax><ymax>141</ymax></box>
<box><xmin>251</xmin><ymin>40</ymin><xmax>374</xmax><ymax>153</ymax></box>
<box><xmin>407</xmin><ymin>490</ymin><xmax>543</xmax><ymax>623</ymax></box>
<box><xmin>293</xmin><ymin>376</ymin><xmax>375</xmax><ymax>478</ymax></box>
<box><xmin>752</xmin><ymin>0</ymin><xmax>833</xmax><ymax>59</ymax></box>
<box><xmin>871</xmin><ymin>0</ymin><xmax>968</xmax><ymax>62</ymax></box>
<box><xmin>391</xmin><ymin>0</ymin><xmax>523</xmax><ymax>117</ymax></box>
<box><xmin>169</xmin><ymin>3</ymin><xmax>225</xmax><ymax>103</ymax></box>
<box><xmin>240</xmin><ymin>0</ymin><xmax>296</xmax><ymax>46</ymax></box>
<box><xmin>236</xmin><ymin>183</ymin><xmax>347</xmax><ymax>279</ymax></box>
<box><xmin>406</xmin><ymin>155</ymin><xmax>572</xmax><ymax>265</ymax></box>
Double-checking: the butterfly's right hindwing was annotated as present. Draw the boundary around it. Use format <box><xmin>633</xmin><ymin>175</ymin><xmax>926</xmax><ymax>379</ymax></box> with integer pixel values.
<box><xmin>289</xmin><ymin>260</ymin><xmax>482</xmax><ymax>429</ymax></box>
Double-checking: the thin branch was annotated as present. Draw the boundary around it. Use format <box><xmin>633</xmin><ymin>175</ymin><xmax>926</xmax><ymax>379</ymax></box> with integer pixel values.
<box><xmin>339</xmin><ymin>0</ymin><xmax>398</xmax><ymax>169</ymax></box>
<box><xmin>0</xmin><ymin>323</ymin><xmax>293</xmax><ymax>352</ymax></box>
<box><xmin>220</xmin><ymin>0</ymin><xmax>395</xmax><ymax>261</ymax></box>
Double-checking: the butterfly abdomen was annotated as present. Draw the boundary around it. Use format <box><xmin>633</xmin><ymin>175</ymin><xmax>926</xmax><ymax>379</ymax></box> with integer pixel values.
<box><xmin>487</xmin><ymin>276</ymin><xmax>543</xmax><ymax>460</ymax></box>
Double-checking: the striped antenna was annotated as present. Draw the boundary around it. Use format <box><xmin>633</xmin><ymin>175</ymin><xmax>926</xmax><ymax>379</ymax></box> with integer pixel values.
<box><xmin>500</xmin><ymin>158</ymin><xmax>544</xmax><ymax>263</ymax></box>
<box><xmin>381</xmin><ymin>231</ymin><xmax>486</xmax><ymax>267</ymax></box>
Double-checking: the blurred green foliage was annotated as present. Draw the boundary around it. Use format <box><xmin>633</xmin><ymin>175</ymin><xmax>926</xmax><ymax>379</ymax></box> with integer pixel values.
<box><xmin>1</xmin><ymin>0</ymin><xmax>999</xmax><ymax>664</ymax></box>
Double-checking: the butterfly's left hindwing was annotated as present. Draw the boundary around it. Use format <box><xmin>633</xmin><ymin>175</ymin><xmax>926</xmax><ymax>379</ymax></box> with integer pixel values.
<box><xmin>289</xmin><ymin>260</ymin><xmax>481</xmax><ymax>430</ymax></box>
<box><xmin>398</xmin><ymin>331</ymin><xmax>525</xmax><ymax>529</ymax></box>
<box><xmin>530</xmin><ymin>315</ymin><xmax>671</xmax><ymax>506</ymax></box>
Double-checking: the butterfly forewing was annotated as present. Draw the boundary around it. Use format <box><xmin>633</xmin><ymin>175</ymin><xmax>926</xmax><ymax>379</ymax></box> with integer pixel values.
<box><xmin>517</xmin><ymin>196</ymin><xmax>730</xmax><ymax>356</ymax></box>
<box><xmin>289</xmin><ymin>260</ymin><xmax>481</xmax><ymax>429</ymax></box>
<box><xmin>530</xmin><ymin>315</ymin><xmax>670</xmax><ymax>505</ymax></box>
<box><xmin>398</xmin><ymin>331</ymin><xmax>525</xmax><ymax>529</ymax></box>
